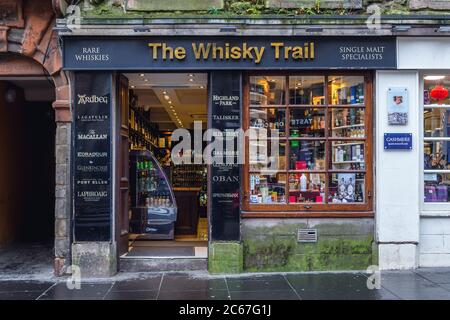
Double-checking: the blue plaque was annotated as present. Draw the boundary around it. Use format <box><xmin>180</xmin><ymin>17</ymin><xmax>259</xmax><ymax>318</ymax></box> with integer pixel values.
<box><xmin>384</xmin><ymin>133</ymin><xmax>412</xmax><ymax>150</ymax></box>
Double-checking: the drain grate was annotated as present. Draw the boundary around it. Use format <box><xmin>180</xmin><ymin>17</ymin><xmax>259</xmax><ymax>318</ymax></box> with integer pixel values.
<box><xmin>298</xmin><ymin>228</ymin><xmax>318</xmax><ymax>243</ymax></box>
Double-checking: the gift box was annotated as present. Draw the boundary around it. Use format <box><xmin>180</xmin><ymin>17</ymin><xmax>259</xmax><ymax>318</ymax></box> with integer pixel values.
<box><xmin>295</xmin><ymin>161</ymin><xmax>307</xmax><ymax>170</ymax></box>
<box><xmin>436</xmin><ymin>185</ymin><xmax>448</xmax><ymax>202</ymax></box>
<box><xmin>425</xmin><ymin>186</ymin><xmax>437</xmax><ymax>202</ymax></box>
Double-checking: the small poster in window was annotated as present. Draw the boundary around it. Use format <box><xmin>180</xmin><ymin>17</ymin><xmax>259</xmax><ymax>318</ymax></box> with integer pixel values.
<box><xmin>388</xmin><ymin>88</ymin><xmax>408</xmax><ymax>125</ymax></box>
<box><xmin>337</xmin><ymin>173</ymin><xmax>356</xmax><ymax>203</ymax></box>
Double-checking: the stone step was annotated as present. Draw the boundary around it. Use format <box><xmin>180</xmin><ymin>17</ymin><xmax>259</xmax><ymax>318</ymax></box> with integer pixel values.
<box><xmin>119</xmin><ymin>257</ymin><xmax>208</xmax><ymax>272</ymax></box>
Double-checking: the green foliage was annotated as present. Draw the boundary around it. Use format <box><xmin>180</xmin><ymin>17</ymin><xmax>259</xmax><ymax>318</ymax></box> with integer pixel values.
<box><xmin>243</xmin><ymin>235</ymin><xmax>374</xmax><ymax>272</ymax></box>
<box><xmin>244</xmin><ymin>236</ymin><xmax>296</xmax><ymax>269</ymax></box>
<box><xmin>228</xmin><ymin>1</ymin><xmax>265</xmax><ymax>16</ymax></box>
<box><xmin>207</xmin><ymin>7</ymin><xmax>223</xmax><ymax>15</ymax></box>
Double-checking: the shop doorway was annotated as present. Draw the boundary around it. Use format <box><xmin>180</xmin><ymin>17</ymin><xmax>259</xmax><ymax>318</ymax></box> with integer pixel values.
<box><xmin>119</xmin><ymin>73</ymin><xmax>208</xmax><ymax>262</ymax></box>
<box><xmin>0</xmin><ymin>78</ymin><xmax>56</xmax><ymax>274</ymax></box>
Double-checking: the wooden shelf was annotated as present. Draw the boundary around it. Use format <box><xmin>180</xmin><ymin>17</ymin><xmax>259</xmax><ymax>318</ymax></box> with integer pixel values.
<box><xmin>332</xmin><ymin>160</ymin><xmax>364</xmax><ymax>164</ymax></box>
<box><xmin>331</xmin><ymin>124</ymin><xmax>364</xmax><ymax>130</ymax></box>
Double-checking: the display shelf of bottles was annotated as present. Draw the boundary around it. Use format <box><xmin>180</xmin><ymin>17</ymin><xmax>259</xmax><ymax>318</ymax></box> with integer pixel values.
<box><xmin>250</xmin><ymin>84</ymin><xmax>269</xmax><ymax>106</ymax></box>
<box><xmin>332</xmin><ymin>160</ymin><xmax>365</xmax><ymax>164</ymax></box>
<box><xmin>129</xmin><ymin>96</ymin><xmax>160</xmax><ymax>152</ymax></box>
<box><xmin>135</xmin><ymin>159</ymin><xmax>174</xmax><ymax>208</ymax></box>
<box><xmin>331</xmin><ymin>124</ymin><xmax>364</xmax><ymax>130</ymax></box>
<box><xmin>332</xmin><ymin>142</ymin><xmax>364</xmax><ymax>147</ymax></box>
<box><xmin>172</xmin><ymin>164</ymin><xmax>207</xmax><ymax>188</ymax></box>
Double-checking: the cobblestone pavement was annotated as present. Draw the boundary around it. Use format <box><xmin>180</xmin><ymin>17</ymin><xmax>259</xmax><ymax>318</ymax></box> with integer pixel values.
<box><xmin>1</xmin><ymin>268</ymin><xmax>450</xmax><ymax>300</ymax></box>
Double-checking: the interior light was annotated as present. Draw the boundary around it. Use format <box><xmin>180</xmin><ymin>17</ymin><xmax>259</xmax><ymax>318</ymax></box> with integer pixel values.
<box><xmin>424</xmin><ymin>75</ymin><xmax>446</xmax><ymax>81</ymax></box>
<box><xmin>189</xmin><ymin>78</ymin><xmax>194</xmax><ymax>82</ymax></box>
<box><xmin>163</xmin><ymin>91</ymin><xmax>167</xmax><ymax>94</ymax></box>
<box><xmin>130</xmin><ymin>85</ymin><xmax>135</xmax><ymax>88</ymax></box>
<box><xmin>189</xmin><ymin>74</ymin><xmax>194</xmax><ymax>77</ymax></box>
<box><xmin>144</xmin><ymin>79</ymin><xmax>148</xmax><ymax>82</ymax></box>
<box><xmin>200</xmin><ymin>86</ymin><xmax>205</xmax><ymax>89</ymax></box>
<box><xmin>139</xmin><ymin>73</ymin><xmax>145</xmax><ymax>77</ymax></box>
<box><xmin>164</xmin><ymin>95</ymin><xmax>170</xmax><ymax>100</ymax></box>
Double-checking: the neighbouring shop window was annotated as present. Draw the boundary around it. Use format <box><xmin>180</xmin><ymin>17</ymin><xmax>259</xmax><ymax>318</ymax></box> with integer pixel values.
<box><xmin>423</xmin><ymin>74</ymin><xmax>450</xmax><ymax>203</ymax></box>
<box><xmin>245</xmin><ymin>73</ymin><xmax>372</xmax><ymax>213</ymax></box>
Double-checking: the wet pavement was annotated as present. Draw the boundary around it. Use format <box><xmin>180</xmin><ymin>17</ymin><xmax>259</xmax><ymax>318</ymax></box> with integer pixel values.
<box><xmin>0</xmin><ymin>268</ymin><xmax>450</xmax><ymax>300</ymax></box>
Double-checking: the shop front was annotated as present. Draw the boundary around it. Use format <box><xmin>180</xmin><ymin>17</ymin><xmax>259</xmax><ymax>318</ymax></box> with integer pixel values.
<box><xmin>62</xmin><ymin>34</ymin><xmax>398</xmax><ymax>276</ymax></box>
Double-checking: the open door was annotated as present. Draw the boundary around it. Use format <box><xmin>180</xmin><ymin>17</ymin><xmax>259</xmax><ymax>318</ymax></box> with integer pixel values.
<box><xmin>116</xmin><ymin>74</ymin><xmax>130</xmax><ymax>259</ymax></box>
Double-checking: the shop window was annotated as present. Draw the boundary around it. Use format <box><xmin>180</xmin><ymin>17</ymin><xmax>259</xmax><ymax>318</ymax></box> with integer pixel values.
<box><xmin>244</xmin><ymin>74</ymin><xmax>373</xmax><ymax>214</ymax></box>
<box><xmin>423</xmin><ymin>74</ymin><xmax>450</xmax><ymax>204</ymax></box>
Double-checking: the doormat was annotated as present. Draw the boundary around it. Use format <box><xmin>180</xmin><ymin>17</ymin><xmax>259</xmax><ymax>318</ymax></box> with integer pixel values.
<box><xmin>126</xmin><ymin>246</ymin><xmax>195</xmax><ymax>257</ymax></box>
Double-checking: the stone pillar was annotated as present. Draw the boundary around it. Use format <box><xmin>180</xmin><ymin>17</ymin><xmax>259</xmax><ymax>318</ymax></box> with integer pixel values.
<box><xmin>375</xmin><ymin>71</ymin><xmax>420</xmax><ymax>270</ymax></box>
<box><xmin>54</xmin><ymin>121</ymin><xmax>72</xmax><ymax>275</ymax></box>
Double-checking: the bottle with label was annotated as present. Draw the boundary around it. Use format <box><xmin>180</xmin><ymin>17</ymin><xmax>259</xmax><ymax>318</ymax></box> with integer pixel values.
<box><xmin>338</xmin><ymin>148</ymin><xmax>344</xmax><ymax>162</ymax></box>
<box><xmin>300</xmin><ymin>173</ymin><xmax>307</xmax><ymax>192</ymax></box>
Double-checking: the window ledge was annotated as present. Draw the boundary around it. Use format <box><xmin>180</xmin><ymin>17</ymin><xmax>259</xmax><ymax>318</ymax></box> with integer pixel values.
<box><xmin>421</xmin><ymin>211</ymin><xmax>450</xmax><ymax>217</ymax></box>
<box><xmin>241</xmin><ymin>211</ymin><xmax>374</xmax><ymax>218</ymax></box>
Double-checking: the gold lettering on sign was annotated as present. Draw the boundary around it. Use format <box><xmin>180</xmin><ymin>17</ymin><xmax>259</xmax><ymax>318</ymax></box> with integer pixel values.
<box><xmin>148</xmin><ymin>42</ymin><xmax>315</xmax><ymax>63</ymax></box>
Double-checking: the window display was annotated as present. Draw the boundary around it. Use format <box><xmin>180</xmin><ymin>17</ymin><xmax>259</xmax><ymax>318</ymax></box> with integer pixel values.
<box><xmin>247</xmin><ymin>73</ymin><xmax>371</xmax><ymax>211</ymax></box>
<box><xmin>423</xmin><ymin>74</ymin><xmax>450</xmax><ymax>203</ymax></box>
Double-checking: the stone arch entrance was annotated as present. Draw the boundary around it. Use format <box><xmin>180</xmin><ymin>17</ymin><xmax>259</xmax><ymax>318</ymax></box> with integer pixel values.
<box><xmin>0</xmin><ymin>0</ymin><xmax>71</xmax><ymax>275</ymax></box>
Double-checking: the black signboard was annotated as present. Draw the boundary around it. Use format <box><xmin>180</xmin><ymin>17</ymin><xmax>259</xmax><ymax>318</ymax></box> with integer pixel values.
<box><xmin>73</xmin><ymin>72</ymin><xmax>112</xmax><ymax>241</ymax></box>
<box><xmin>209</xmin><ymin>71</ymin><xmax>241</xmax><ymax>241</ymax></box>
<box><xmin>63</xmin><ymin>36</ymin><xmax>397</xmax><ymax>70</ymax></box>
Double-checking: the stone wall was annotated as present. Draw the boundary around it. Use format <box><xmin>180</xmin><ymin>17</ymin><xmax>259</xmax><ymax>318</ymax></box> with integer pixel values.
<box><xmin>241</xmin><ymin>219</ymin><xmax>375</xmax><ymax>272</ymax></box>
<box><xmin>80</xmin><ymin>0</ymin><xmax>450</xmax><ymax>17</ymax></box>
<box><xmin>54</xmin><ymin>123</ymin><xmax>72</xmax><ymax>275</ymax></box>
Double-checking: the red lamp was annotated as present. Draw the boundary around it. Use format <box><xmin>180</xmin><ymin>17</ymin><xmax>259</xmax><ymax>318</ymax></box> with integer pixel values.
<box><xmin>430</xmin><ymin>85</ymin><xmax>449</xmax><ymax>103</ymax></box>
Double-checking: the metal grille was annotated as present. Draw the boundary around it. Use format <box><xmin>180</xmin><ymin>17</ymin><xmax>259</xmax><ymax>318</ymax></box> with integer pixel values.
<box><xmin>298</xmin><ymin>229</ymin><xmax>318</xmax><ymax>243</ymax></box>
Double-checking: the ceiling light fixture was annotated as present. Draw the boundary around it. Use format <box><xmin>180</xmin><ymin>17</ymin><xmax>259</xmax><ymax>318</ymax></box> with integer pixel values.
<box><xmin>164</xmin><ymin>95</ymin><xmax>170</xmax><ymax>100</ymax></box>
<box><xmin>189</xmin><ymin>78</ymin><xmax>194</xmax><ymax>82</ymax></box>
<box><xmin>424</xmin><ymin>75</ymin><xmax>446</xmax><ymax>81</ymax></box>
<box><xmin>139</xmin><ymin>73</ymin><xmax>145</xmax><ymax>77</ymax></box>
<box><xmin>189</xmin><ymin>74</ymin><xmax>194</xmax><ymax>77</ymax></box>
<box><xmin>130</xmin><ymin>85</ymin><xmax>135</xmax><ymax>88</ymax></box>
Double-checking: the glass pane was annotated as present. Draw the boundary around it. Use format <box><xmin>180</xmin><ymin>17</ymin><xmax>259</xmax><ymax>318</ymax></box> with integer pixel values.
<box><xmin>328</xmin><ymin>173</ymin><xmax>365</xmax><ymax>204</ymax></box>
<box><xmin>249</xmin><ymin>140</ymin><xmax>286</xmax><ymax>171</ymax></box>
<box><xmin>249</xmin><ymin>173</ymin><xmax>286</xmax><ymax>204</ymax></box>
<box><xmin>290</xmin><ymin>108</ymin><xmax>325</xmax><ymax>137</ymax></box>
<box><xmin>289</xmin><ymin>140</ymin><xmax>325</xmax><ymax>170</ymax></box>
<box><xmin>424</xmin><ymin>75</ymin><xmax>450</xmax><ymax>106</ymax></box>
<box><xmin>424</xmin><ymin>108</ymin><xmax>450</xmax><ymax>138</ymax></box>
<box><xmin>250</xmin><ymin>76</ymin><xmax>286</xmax><ymax>106</ymax></box>
<box><xmin>249</xmin><ymin>108</ymin><xmax>285</xmax><ymax>137</ymax></box>
<box><xmin>424</xmin><ymin>173</ymin><xmax>450</xmax><ymax>202</ymax></box>
<box><xmin>330</xmin><ymin>108</ymin><xmax>365</xmax><ymax>138</ymax></box>
<box><xmin>328</xmin><ymin>76</ymin><xmax>365</xmax><ymax>105</ymax></box>
<box><xmin>288</xmin><ymin>173</ymin><xmax>326</xmax><ymax>203</ymax></box>
<box><xmin>289</xmin><ymin>76</ymin><xmax>325</xmax><ymax>105</ymax></box>
<box><xmin>424</xmin><ymin>140</ymin><xmax>450</xmax><ymax>170</ymax></box>
<box><xmin>330</xmin><ymin>141</ymin><xmax>365</xmax><ymax>170</ymax></box>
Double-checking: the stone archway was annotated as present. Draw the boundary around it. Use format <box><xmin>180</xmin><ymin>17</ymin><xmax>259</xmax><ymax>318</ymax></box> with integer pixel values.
<box><xmin>0</xmin><ymin>0</ymin><xmax>71</xmax><ymax>275</ymax></box>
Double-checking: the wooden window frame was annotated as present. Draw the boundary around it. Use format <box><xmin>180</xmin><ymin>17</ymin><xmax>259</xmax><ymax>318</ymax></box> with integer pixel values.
<box><xmin>242</xmin><ymin>71</ymin><xmax>374</xmax><ymax>217</ymax></box>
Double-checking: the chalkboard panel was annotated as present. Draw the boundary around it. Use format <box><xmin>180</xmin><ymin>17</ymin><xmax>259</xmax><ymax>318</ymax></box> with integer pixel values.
<box><xmin>73</xmin><ymin>72</ymin><xmax>112</xmax><ymax>241</ymax></box>
<box><xmin>209</xmin><ymin>72</ymin><xmax>241</xmax><ymax>241</ymax></box>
